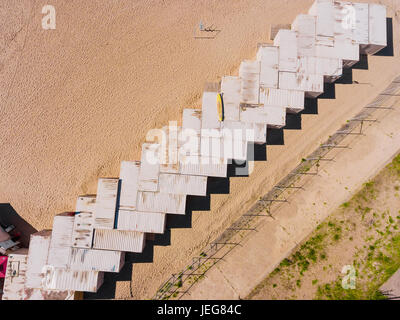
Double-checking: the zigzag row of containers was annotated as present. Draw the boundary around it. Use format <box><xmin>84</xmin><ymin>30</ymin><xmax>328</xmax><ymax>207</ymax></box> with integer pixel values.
<box><xmin>1</xmin><ymin>0</ymin><xmax>387</xmax><ymax>299</ymax></box>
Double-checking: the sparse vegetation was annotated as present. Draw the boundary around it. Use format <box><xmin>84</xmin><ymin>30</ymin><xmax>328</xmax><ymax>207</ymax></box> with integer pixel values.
<box><xmin>247</xmin><ymin>154</ymin><xmax>400</xmax><ymax>300</ymax></box>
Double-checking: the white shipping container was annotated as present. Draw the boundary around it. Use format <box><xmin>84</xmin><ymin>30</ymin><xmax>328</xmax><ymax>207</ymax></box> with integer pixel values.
<box><xmin>159</xmin><ymin>173</ymin><xmax>207</xmax><ymax>196</ymax></box>
<box><xmin>76</xmin><ymin>195</ymin><xmax>96</xmax><ymax>213</ymax></box>
<box><xmin>297</xmin><ymin>56</ymin><xmax>342</xmax><ymax>78</ymax></box>
<box><xmin>71</xmin><ymin>211</ymin><xmax>94</xmax><ymax>249</ymax></box>
<box><xmin>253</xmin><ymin>123</ymin><xmax>267</xmax><ymax>144</ymax></box>
<box><xmin>25</xmin><ymin>288</ymin><xmax>75</xmax><ymax>300</ymax></box>
<box><xmin>201</xmin><ymin>87</ymin><xmax>221</xmax><ymax>130</ymax></box>
<box><xmin>297</xmin><ymin>34</ymin><xmax>316</xmax><ymax>57</ymax></box>
<box><xmin>308</xmin><ymin>0</ymin><xmax>334</xmax><ymax>37</ymax></box>
<box><xmin>119</xmin><ymin>161</ymin><xmax>140</xmax><ymax>210</ymax></box>
<box><xmin>221</xmin><ymin>76</ymin><xmax>241</xmax><ymax>121</ymax></box>
<box><xmin>26</xmin><ymin>231</ymin><xmax>52</xmax><ymax>289</ymax></box>
<box><xmin>43</xmin><ymin>268</ymin><xmax>104</xmax><ymax>293</ymax></box>
<box><xmin>292</xmin><ymin>14</ymin><xmax>316</xmax><ymax>36</ymax></box>
<box><xmin>200</xmin><ymin>133</ymin><xmax>226</xmax><ymax>160</ymax></box>
<box><xmin>222</xmin><ymin>120</ymin><xmax>261</xmax><ymax>143</ymax></box>
<box><xmin>137</xmin><ymin>191</ymin><xmax>186</xmax><ymax>215</ymax></box>
<box><xmin>94</xmin><ymin>178</ymin><xmax>119</xmax><ymax>229</ymax></box>
<box><xmin>48</xmin><ymin>213</ymin><xmax>75</xmax><ymax>268</ymax></box>
<box><xmin>333</xmin><ymin>1</ymin><xmax>354</xmax><ymax>38</ymax></box>
<box><xmin>239</xmin><ymin>60</ymin><xmax>261</xmax><ymax>105</ymax></box>
<box><xmin>138</xmin><ymin>143</ymin><xmax>160</xmax><ymax>192</ymax></box>
<box><xmin>353</xmin><ymin>2</ymin><xmax>369</xmax><ymax>46</ymax></box>
<box><xmin>240</xmin><ymin>106</ymin><xmax>270</xmax><ymax>124</ymax></box>
<box><xmin>69</xmin><ymin>248</ymin><xmax>125</xmax><ymax>272</ymax></box>
<box><xmin>365</xmin><ymin>3</ymin><xmax>387</xmax><ymax>55</ymax></box>
<box><xmin>264</xmin><ymin>106</ymin><xmax>286</xmax><ymax>128</ymax></box>
<box><xmin>334</xmin><ymin>34</ymin><xmax>360</xmax><ymax>64</ymax></box>
<box><xmin>159</xmin><ymin>126</ymin><xmax>181</xmax><ymax>174</ymax></box>
<box><xmin>240</xmin><ymin>106</ymin><xmax>286</xmax><ymax>128</ymax></box>
<box><xmin>279</xmin><ymin>72</ymin><xmax>324</xmax><ymax>97</ymax></box>
<box><xmin>256</xmin><ymin>45</ymin><xmax>279</xmax><ymax>89</ymax></box>
<box><xmin>179</xmin><ymin>129</ymin><xmax>201</xmax><ymax>158</ymax></box>
<box><xmin>182</xmin><ymin>108</ymin><xmax>202</xmax><ymax>133</ymax></box>
<box><xmin>179</xmin><ymin>155</ymin><xmax>228</xmax><ymax>177</ymax></box>
<box><xmin>273</xmin><ymin>30</ymin><xmax>298</xmax><ymax>72</ymax></box>
<box><xmin>117</xmin><ymin>209</ymin><xmax>166</xmax><ymax>234</ymax></box>
<box><xmin>263</xmin><ymin>88</ymin><xmax>305</xmax><ymax>113</ymax></box>
<box><xmin>2</xmin><ymin>249</ymin><xmax>29</xmax><ymax>300</ymax></box>
<box><xmin>93</xmin><ymin>229</ymin><xmax>146</xmax><ymax>253</ymax></box>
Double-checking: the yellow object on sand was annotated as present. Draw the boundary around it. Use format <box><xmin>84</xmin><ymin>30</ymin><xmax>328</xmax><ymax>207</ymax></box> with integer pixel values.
<box><xmin>217</xmin><ymin>93</ymin><xmax>224</xmax><ymax>121</ymax></box>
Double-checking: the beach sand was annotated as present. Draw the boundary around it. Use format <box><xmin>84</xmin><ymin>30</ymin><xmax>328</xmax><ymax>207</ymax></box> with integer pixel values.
<box><xmin>1</xmin><ymin>0</ymin><xmax>399</xmax><ymax>299</ymax></box>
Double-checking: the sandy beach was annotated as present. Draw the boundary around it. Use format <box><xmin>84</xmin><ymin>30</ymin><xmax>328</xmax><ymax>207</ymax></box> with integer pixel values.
<box><xmin>1</xmin><ymin>0</ymin><xmax>400</xmax><ymax>299</ymax></box>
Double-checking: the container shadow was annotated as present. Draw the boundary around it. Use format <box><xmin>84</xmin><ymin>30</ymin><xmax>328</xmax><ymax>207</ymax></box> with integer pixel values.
<box><xmin>375</xmin><ymin>18</ymin><xmax>393</xmax><ymax>57</ymax></box>
<box><xmin>0</xmin><ymin>203</ymin><xmax>37</xmax><ymax>248</ymax></box>
<box><xmin>285</xmin><ymin>113</ymin><xmax>302</xmax><ymax>130</ymax></box>
<box><xmin>352</xmin><ymin>54</ymin><xmax>369</xmax><ymax>70</ymax></box>
<box><xmin>266</xmin><ymin>128</ymin><xmax>284</xmax><ymax>145</ymax></box>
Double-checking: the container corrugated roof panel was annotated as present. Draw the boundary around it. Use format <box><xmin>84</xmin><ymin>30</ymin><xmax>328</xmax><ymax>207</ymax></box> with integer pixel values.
<box><xmin>239</xmin><ymin>60</ymin><xmax>261</xmax><ymax>105</ymax></box>
<box><xmin>137</xmin><ymin>191</ymin><xmax>186</xmax><ymax>215</ymax></box>
<box><xmin>119</xmin><ymin>161</ymin><xmax>140</xmax><ymax>210</ymax></box>
<box><xmin>117</xmin><ymin>209</ymin><xmax>166</xmax><ymax>234</ymax></box>
<box><xmin>263</xmin><ymin>88</ymin><xmax>305</xmax><ymax>113</ymax></box>
<box><xmin>69</xmin><ymin>248</ymin><xmax>125</xmax><ymax>273</ymax></box>
<box><xmin>365</xmin><ymin>3</ymin><xmax>387</xmax><ymax>55</ymax></box>
<box><xmin>26</xmin><ymin>230</ymin><xmax>52</xmax><ymax>289</ymax></box>
<box><xmin>93</xmin><ymin>229</ymin><xmax>146</xmax><ymax>253</ymax></box>
<box><xmin>273</xmin><ymin>30</ymin><xmax>298</xmax><ymax>73</ymax></box>
<box><xmin>221</xmin><ymin>76</ymin><xmax>241</xmax><ymax>121</ymax></box>
<box><xmin>76</xmin><ymin>195</ymin><xmax>96</xmax><ymax>213</ymax></box>
<box><xmin>308</xmin><ymin>0</ymin><xmax>335</xmax><ymax>38</ymax></box>
<box><xmin>138</xmin><ymin>143</ymin><xmax>161</xmax><ymax>192</ymax></box>
<box><xmin>48</xmin><ymin>213</ymin><xmax>75</xmax><ymax>268</ymax></box>
<box><xmin>179</xmin><ymin>155</ymin><xmax>228</xmax><ymax>177</ymax></box>
<box><xmin>256</xmin><ymin>45</ymin><xmax>279</xmax><ymax>89</ymax></box>
<box><xmin>159</xmin><ymin>173</ymin><xmax>207</xmax><ymax>196</ymax></box>
<box><xmin>71</xmin><ymin>211</ymin><xmax>94</xmax><ymax>249</ymax></box>
<box><xmin>43</xmin><ymin>268</ymin><xmax>104</xmax><ymax>293</ymax></box>
<box><xmin>94</xmin><ymin>178</ymin><xmax>119</xmax><ymax>229</ymax></box>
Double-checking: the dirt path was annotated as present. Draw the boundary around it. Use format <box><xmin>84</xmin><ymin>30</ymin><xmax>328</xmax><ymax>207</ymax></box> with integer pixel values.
<box><xmin>1</xmin><ymin>0</ymin><xmax>400</xmax><ymax>299</ymax></box>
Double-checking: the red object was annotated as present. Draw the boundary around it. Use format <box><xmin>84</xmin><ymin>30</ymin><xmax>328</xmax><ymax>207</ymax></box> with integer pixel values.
<box><xmin>0</xmin><ymin>256</ymin><xmax>7</xmax><ymax>278</ymax></box>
